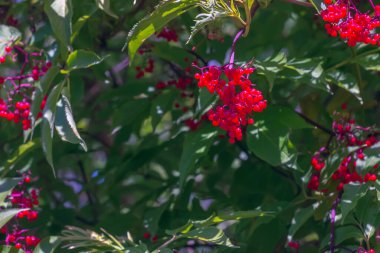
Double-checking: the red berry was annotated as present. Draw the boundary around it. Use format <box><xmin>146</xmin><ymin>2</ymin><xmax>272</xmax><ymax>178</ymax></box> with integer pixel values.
<box><xmin>143</xmin><ymin>232</ymin><xmax>151</xmax><ymax>239</ymax></box>
<box><xmin>15</xmin><ymin>243</ymin><xmax>22</xmax><ymax>249</ymax></box>
<box><xmin>5</xmin><ymin>46</ymin><xmax>12</xmax><ymax>53</ymax></box>
<box><xmin>0</xmin><ymin>56</ymin><xmax>5</xmax><ymax>63</ymax></box>
<box><xmin>0</xmin><ymin>76</ymin><xmax>4</xmax><ymax>84</ymax></box>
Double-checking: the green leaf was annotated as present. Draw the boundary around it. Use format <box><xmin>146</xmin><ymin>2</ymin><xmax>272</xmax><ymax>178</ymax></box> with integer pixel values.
<box><xmin>289</xmin><ymin>206</ymin><xmax>314</xmax><ymax>236</ymax></box>
<box><xmin>124</xmin><ymin>0</ymin><xmax>198</xmax><ymax>63</ymax></box>
<box><xmin>341</xmin><ymin>183</ymin><xmax>367</xmax><ymax>222</ymax></box>
<box><xmin>55</xmin><ymin>95</ymin><xmax>87</xmax><ymax>151</ymax></box>
<box><xmin>33</xmin><ymin>236</ymin><xmax>61</xmax><ymax>253</ymax></box>
<box><xmin>0</xmin><ymin>246</ymin><xmax>24</xmax><ymax>253</ymax></box>
<box><xmin>95</xmin><ymin>0</ymin><xmax>118</xmax><ymax>19</ymax></box>
<box><xmin>71</xmin><ymin>14</ymin><xmax>93</xmax><ymax>43</ymax></box>
<box><xmin>124</xmin><ymin>244</ymin><xmax>149</xmax><ymax>253</ymax></box>
<box><xmin>0</xmin><ymin>178</ymin><xmax>20</xmax><ymax>206</ymax></box>
<box><xmin>44</xmin><ymin>0</ymin><xmax>73</xmax><ymax>54</ymax></box>
<box><xmin>179</xmin><ymin>125</ymin><xmax>218</xmax><ymax>188</ymax></box>
<box><xmin>144</xmin><ymin>202</ymin><xmax>170</xmax><ymax>234</ymax></box>
<box><xmin>214</xmin><ymin>210</ymin><xmax>274</xmax><ymax>223</ymax></box>
<box><xmin>150</xmin><ymin>89</ymin><xmax>178</xmax><ymax>130</ymax></box>
<box><xmin>184</xmin><ymin>227</ymin><xmax>236</xmax><ymax>247</ymax></box>
<box><xmin>247</xmin><ymin>0</ymin><xmax>255</xmax><ymax>10</ymax></box>
<box><xmin>0</xmin><ymin>25</ymin><xmax>21</xmax><ymax>54</ymax></box>
<box><xmin>246</xmin><ymin>106</ymin><xmax>308</xmax><ymax>166</ymax></box>
<box><xmin>354</xmin><ymin>52</ymin><xmax>380</xmax><ymax>71</ymax></box>
<box><xmin>320</xmin><ymin>225</ymin><xmax>363</xmax><ymax>250</ymax></box>
<box><xmin>4</xmin><ymin>140</ymin><xmax>40</xmax><ymax>171</ymax></box>
<box><xmin>196</xmin><ymin>86</ymin><xmax>217</xmax><ymax>116</ymax></box>
<box><xmin>66</xmin><ymin>50</ymin><xmax>103</xmax><ymax>70</ymax></box>
<box><xmin>42</xmin><ymin>81</ymin><xmax>65</xmax><ymax>172</ymax></box>
<box><xmin>255</xmin><ymin>52</ymin><xmax>287</xmax><ymax>90</ymax></box>
<box><xmin>0</xmin><ymin>208</ymin><xmax>28</xmax><ymax>229</ymax></box>
<box><xmin>326</xmin><ymin>71</ymin><xmax>362</xmax><ymax>103</ymax></box>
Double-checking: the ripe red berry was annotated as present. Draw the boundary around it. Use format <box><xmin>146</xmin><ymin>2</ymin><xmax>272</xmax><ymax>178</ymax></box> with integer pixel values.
<box><xmin>15</xmin><ymin>243</ymin><xmax>22</xmax><ymax>249</ymax></box>
<box><xmin>24</xmin><ymin>176</ymin><xmax>31</xmax><ymax>183</ymax></box>
<box><xmin>0</xmin><ymin>56</ymin><xmax>5</xmax><ymax>63</ymax></box>
<box><xmin>5</xmin><ymin>46</ymin><xmax>12</xmax><ymax>53</ymax></box>
<box><xmin>143</xmin><ymin>232</ymin><xmax>151</xmax><ymax>239</ymax></box>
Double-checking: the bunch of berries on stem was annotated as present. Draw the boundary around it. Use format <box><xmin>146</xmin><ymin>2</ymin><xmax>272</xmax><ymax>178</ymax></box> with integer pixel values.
<box><xmin>321</xmin><ymin>0</ymin><xmax>380</xmax><ymax>46</ymax></box>
<box><xmin>308</xmin><ymin>110</ymin><xmax>378</xmax><ymax>192</ymax></box>
<box><xmin>0</xmin><ymin>44</ymin><xmax>51</xmax><ymax>130</ymax></box>
<box><xmin>0</xmin><ymin>173</ymin><xmax>41</xmax><ymax>252</ymax></box>
<box><xmin>194</xmin><ymin>65</ymin><xmax>267</xmax><ymax>143</ymax></box>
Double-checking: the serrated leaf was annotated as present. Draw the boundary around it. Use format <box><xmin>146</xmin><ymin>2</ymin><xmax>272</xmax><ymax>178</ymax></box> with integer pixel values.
<box><xmin>42</xmin><ymin>81</ymin><xmax>65</xmax><ymax>172</ymax></box>
<box><xmin>0</xmin><ymin>25</ymin><xmax>21</xmax><ymax>54</ymax></box>
<box><xmin>0</xmin><ymin>208</ymin><xmax>28</xmax><ymax>229</ymax></box>
<box><xmin>55</xmin><ymin>95</ymin><xmax>87</xmax><ymax>151</ymax></box>
<box><xmin>44</xmin><ymin>0</ymin><xmax>73</xmax><ymax>55</ymax></box>
<box><xmin>95</xmin><ymin>0</ymin><xmax>118</xmax><ymax>19</ymax></box>
<box><xmin>66</xmin><ymin>50</ymin><xmax>103</xmax><ymax>70</ymax></box>
<box><xmin>179</xmin><ymin>125</ymin><xmax>218</xmax><ymax>188</ymax></box>
<box><xmin>0</xmin><ymin>178</ymin><xmax>21</xmax><ymax>206</ymax></box>
<box><xmin>124</xmin><ymin>0</ymin><xmax>199</xmax><ymax>63</ymax></box>
<box><xmin>33</xmin><ymin>236</ymin><xmax>61</xmax><ymax>253</ymax></box>
<box><xmin>184</xmin><ymin>227</ymin><xmax>237</xmax><ymax>247</ymax></box>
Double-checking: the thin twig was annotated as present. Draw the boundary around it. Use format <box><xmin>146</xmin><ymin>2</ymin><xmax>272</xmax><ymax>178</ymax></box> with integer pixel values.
<box><xmin>330</xmin><ymin>192</ymin><xmax>342</xmax><ymax>253</ymax></box>
<box><xmin>156</xmin><ymin>235</ymin><xmax>177</xmax><ymax>251</ymax></box>
<box><xmin>295</xmin><ymin>111</ymin><xmax>335</xmax><ymax>135</ymax></box>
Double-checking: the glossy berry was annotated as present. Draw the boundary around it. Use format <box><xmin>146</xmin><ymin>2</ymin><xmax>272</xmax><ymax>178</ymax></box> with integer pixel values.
<box><xmin>5</xmin><ymin>46</ymin><xmax>12</xmax><ymax>53</ymax></box>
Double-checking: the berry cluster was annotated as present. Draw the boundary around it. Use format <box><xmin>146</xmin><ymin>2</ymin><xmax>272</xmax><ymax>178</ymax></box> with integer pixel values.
<box><xmin>308</xmin><ymin>111</ymin><xmax>378</xmax><ymax>192</ymax></box>
<box><xmin>0</xmin><ymin>45</ymin><xmax>51</xmax><ymax>131</ymax></box>
<box><xmin>288</xmin><ymin>241</ymin><xmax>300</xmax><ymax>251</ymax></box>
<box><xmin>156</xmin><ymin>27</ymin><xmax>178</xmax><ymax>42</ymax></box>
<box><xmin>194</xmin><ymin>66</ymin><xmax>267</xmax><ymax>143</ymax></box>
<box><xmin>142</xmin><ymin>232</ymin><xmax>158</xmax><ymax>243</ymax></box>
<box><xmin>358</xmin><ymin>249</ymin><xmax>376</xmax><ymax>253</ymax></box>
<box><xmin>321</xmin><ymin>0</ymin><xmax>380</xmax><ymax>46</ymax></box>
<box><xmin>135</xmin><ymin>58</ymin><xmax>154</xmax><ymax>79</ymax></box>
<box><xmin>1</xmin><ymin>174</ymin><xmax>40</xmax><ymax>252</ymax></box>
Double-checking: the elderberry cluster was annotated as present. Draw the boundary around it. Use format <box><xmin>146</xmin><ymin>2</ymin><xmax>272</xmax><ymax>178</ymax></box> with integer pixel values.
<box><xmin>194</xmin><ymin>66</ymin><xmax>267</xmax><ymax>143</ymax></box>
<box><xmin>1</xmin><ymin>174</ymin><xmax>41</xmax><ymax>252</ymax></box>
<box><xmin>321</xmin><ymin>0</ymin><xmax>380</xmax><ymax>46</ymax></box>
<box><xmin>308</xmin><ymin>111</ymin><xmax>378</xmax><ymax>192</ymax></box>
<box><xmin>156</xmin><ymin>27</ymin><xmax>178</xmax><ymax>42</ymax></box>
<box><xmin>0</xmin><ymin>45</ymin><xmax>51</xmax><ymax>131</ymax></box>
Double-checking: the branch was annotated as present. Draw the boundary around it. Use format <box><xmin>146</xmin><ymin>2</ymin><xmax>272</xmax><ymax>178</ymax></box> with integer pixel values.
<box><xmin>295</xmin><ymin>111</ymin><xmax>335</xmax><ymax>135</ymax></box>
<box><xmin>155</xmin><ymin>235</ymin><xmax>177</xmax><ymax>251</ymax></box>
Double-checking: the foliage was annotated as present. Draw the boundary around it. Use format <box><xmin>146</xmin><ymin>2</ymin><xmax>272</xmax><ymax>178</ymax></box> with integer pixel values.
<box><xmin>0</xmin><ymin>0</ymin><xmax>380</xmax><ymax>252</ymax></box>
